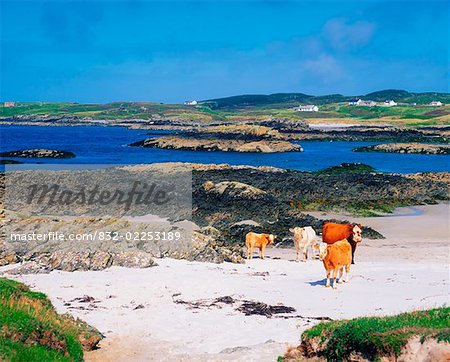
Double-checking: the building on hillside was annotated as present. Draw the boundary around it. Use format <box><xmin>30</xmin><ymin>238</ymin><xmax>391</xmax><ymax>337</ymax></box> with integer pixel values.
<box><xmin>356</xmin><ymin>99</ymin><xmax>376</xmax><ymax>107</ymax></box>
<box><xmin>348</xmin><ymin>99</ymin><xmax>360</xmax><ymax>106</ymax></box>
<box><xmin>3</xmin><ymin>102</ymin><xmax>15</xmax><ymax>107</ymax></box>
<box><xmin>296</xmin><ymin>104</ymin><xmax>318</xmax><ymax>112</ymax></box>
<box><xmin>383</xmin><ymin>100</ymin><xmax>397</xmax><ymax>107</ymax></box>
<box><xmin>430</xmin><ymin>101</ymin><xmax>443</xmax><ymax>106</ymax></box>
<box><xmin>184</xmin><ymin>100</ymin><xmax>198</xmax><ymax>106</ymax></box>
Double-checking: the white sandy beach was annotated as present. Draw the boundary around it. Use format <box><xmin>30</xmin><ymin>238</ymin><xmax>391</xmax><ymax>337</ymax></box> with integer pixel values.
<box><xmin>3</xmin><ymin>203</ymin><xmax>450</xmax><ymax>362</ymax></box>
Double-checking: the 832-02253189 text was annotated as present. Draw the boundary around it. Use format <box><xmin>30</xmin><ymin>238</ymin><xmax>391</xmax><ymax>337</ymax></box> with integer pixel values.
<box><xmin>9</xmin><ymin>231</ymin><xmax>183</xmax><ymax>242</ymax></box>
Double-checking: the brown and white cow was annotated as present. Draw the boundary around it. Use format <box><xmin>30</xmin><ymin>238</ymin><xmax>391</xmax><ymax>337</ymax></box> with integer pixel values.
<box><xmin>245</xmin><ymin>232</ymin><xmax>275</xmax><ymax>260</ymax></box>
<box><xmin>317</xmin><ymin>239</ymin><xmax>352</xmax><ymax>289</ymax></box>
<box><xmin>322</xmin><ymin>222</ymin><xmax>362</xmax><ymax>264</ymax></box>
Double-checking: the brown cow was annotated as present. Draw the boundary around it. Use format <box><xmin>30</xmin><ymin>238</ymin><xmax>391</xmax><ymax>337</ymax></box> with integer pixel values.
<box><xmin>245</xmin><ymin>232</ymin><xmax>275</xmax><ymax>259</ymax></box>
<box><xmin>322</xmin><ymin>222</ymin><xmax>362</xmax><ymax>264</ymax></box>
<box><xmin>317</xmin><ymin>239</ymin><xmax>352</xmax><ymax>289</ymax></box>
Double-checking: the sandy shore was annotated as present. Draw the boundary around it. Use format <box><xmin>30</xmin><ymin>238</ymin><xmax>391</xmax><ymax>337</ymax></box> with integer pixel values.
<box><xmin>3</xmin><ymin>203</ymin><xmax>449</xmax><ymax>361</ymax></box>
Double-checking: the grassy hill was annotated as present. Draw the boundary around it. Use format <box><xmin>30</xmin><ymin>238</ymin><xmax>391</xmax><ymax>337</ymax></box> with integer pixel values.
<box><xmin>0</xmin><ymin>278</ymin><xmax>102</xmax><ymax>361</ymax></box>
<box><xmin>283</xmin><ymin>307</ymin><xmax>450</xmax><ymax>361</ymax></box>
<box><xmin>201</xmin><ymin>93</ymin><xmax>349</xmax><ymax>109</ymax></box>
<box><xmin>202</xmin><ymin>89</ymin><xmax>450</xmax><ymax>110</ymax></box>
<box><xmin>1</xmin><ymin>90</ymin><xmax>449</xmax><ymax>125</ymax></box>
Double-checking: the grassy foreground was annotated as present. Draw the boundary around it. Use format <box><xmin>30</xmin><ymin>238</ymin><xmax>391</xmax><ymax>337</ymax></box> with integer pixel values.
<box><xmin>283</xmin><ymin>307</ymin><xmax>450</xmax><ymax>361</ymax></box>
<box><xmin>0</xmin><ymin>278</ymin><xmax>102</xmax><ymax>361</ymax></box>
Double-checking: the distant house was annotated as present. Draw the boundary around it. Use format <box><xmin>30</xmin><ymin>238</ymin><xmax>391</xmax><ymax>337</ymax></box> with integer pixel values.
<box><xmin>348</xmin><ymin>99</ymin><xmax>360</xmax><ymax>106</ymax></box>
<box><xmin>296</xmin><ymin>104</ymin><xmax>318</xmax><ymax>112</ymax></box>
<box><xmin>184</xmin><ymin>100</ymin><xmax>198</xmax><ymax>106</ymax></box>
<box><xmin>3</xmin><ymin>102</ymin><xmax>15</xmax><ymax>107</ymax></box>
<box><xmin>430</xmin><ymin>101</ymin><xmax>443</xmax><ymax>106</ymax></box>
<box><xmin>383</xmin><ymin>100</ymin><xmax>397</xmax><ymax>107</ymax></box>
<box><xmin>356</xmin><ymin>99</ymin><xmax>376</xmax><ymax>107</ymax></box>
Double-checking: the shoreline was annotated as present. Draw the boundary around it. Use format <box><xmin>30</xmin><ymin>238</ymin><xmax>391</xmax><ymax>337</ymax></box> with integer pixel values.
<box><xmin>3</xmin><ymin>202</ymin><xmax>449</xmax><ymax>361</ymax></box>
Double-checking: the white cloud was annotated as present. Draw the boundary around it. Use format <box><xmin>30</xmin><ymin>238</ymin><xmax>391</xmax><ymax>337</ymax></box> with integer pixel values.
<box><xmin>323</xmin><ymin>18</ymin><xmax>376</xmax><ymax>50</ymax></box>
<box><xmin>303</xmin><ymin>55</ymin><xmax>346</xmax><ymax>83</ymax></box>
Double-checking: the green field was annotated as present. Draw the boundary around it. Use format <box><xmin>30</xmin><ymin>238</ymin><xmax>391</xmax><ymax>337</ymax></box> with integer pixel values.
<box><xmin>1</xmin><ymin>89</ymin><xmax>449</xmax><ymax>126</ymax></box>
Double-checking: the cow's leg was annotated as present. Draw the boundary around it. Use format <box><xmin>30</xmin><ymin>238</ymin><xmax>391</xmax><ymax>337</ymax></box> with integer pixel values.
<box><xmin>295</xmin><ymin>242</ymin><xmax>300</xmax><ymax>261</ymax></box>
<box><xmin>344</xmin><ymin>264</ymin><xmax>351</xmax><ymax>282</ymax></box>
<box><xmin>302</xmin><ymin>244</ymin><xmax>308</xmax><ymax>262</ymax></box>
<box><xmin>325</xmin><ymin>270</ymin><xmax>331</xmax><ymax>288</ymax></box>
<box><xmin>338</xmin><ymin>268</ymin><xmax>344</xmax><ymax>283</ymax></box>
<box><xmin>332</xmin><ymin>269</ymin><xmax>339</xmax><ymax>289</ymax></box>
<box><xmin>260</xmin><ymin>246</ymin><xmax>265</xmax><ymax>259</ymax></box>
<box><xmin>351</xmin><ymin>242</ymin><xmax>357</xmax><ymax>264</ymax></box>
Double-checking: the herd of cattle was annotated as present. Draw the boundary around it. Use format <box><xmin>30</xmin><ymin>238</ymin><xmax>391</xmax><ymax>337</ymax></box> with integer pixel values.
<box><xmin>245</xmin><ymin>222</ymin><xmax>363</xmax><ymax>289</ymax></box>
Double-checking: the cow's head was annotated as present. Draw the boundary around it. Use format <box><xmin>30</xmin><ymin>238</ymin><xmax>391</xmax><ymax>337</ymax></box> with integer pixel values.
<box><xmin>314</xmin><ymin>242</ymin><xmax>328</xmax><ymax>260</ymax></box>
<box><xmin>289</xmin><ymin>227</ymin><xmax>303</xmax><ymax>236</ymax></box>
<box><xmin>352</xmin><ymin>224</ymin><xmax>362</xmax><ymax>243</ymax></box>
<box><xmin>268</xmin><ymin>234</ymin><xmax>276</xmax><ymax>244</ymax></box>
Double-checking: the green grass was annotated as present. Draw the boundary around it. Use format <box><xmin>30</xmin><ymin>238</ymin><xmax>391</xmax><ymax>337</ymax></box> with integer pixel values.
<box><xmin>336</xmin><ymin>104</ymin><xmax>450</xmax><ymax>120</ymax></box>
<box><xmin>315</xmin><ymin>163</ymin><xmax>378</xmax><ymax>175</ymax></box>
<box><xmin>302</xmin><ymin>307</ymin><xmax>450</xmax><ymax>360</ymax></box>
<box><xmin>0</xmin><ymin>278</ymin><xmax>102</xmax><ymax>362</ymax></box>
<box><xmin>2</xmin><ymin>96</ymin><xmax>448</xmax><ymax>125</ymax></box>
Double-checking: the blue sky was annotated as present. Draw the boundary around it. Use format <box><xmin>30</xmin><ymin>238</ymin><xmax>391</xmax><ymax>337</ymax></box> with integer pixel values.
<box><xmin>1</xmin><ymin>0</ymin><xmax>448</xmax><ymax>103</ymax></box>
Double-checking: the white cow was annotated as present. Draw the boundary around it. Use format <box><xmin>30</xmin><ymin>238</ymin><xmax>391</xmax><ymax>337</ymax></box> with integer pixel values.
<box><xmin>289</xmin><ymin>226</ymin><xmax>318</xmax><ymax>261</ymax></box>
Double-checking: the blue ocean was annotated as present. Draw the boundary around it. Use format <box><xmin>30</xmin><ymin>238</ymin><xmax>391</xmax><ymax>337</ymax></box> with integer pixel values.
<box><xmin>1</xmin><ymin>125</ymin><xmax>449</xmax><ymax>173</ymax></box>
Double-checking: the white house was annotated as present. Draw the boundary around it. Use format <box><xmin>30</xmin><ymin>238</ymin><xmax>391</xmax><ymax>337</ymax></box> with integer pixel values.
<box><xmin>430</xmin><ymin>101</ymin><xmax>443</xmax><ymax>106</ymax></box>
<box><xmin>348</xmin><ymin>99</ymin><xmax>360</xmax><ymax>106</ymax></box>
<box><xmin>184</xmin><ymin>100</ymin><xmax>198</xmax><ymax>106</ymax></box>
<box><xmin>383</xmin><ymin>100</ymin><xmax>397</xmax><ymax>107</ymax></box>
<box><xmin>3</xmin><ymin>101</ymin><xmax>15</xmax><ymax>107</ymax></box>
<box><xmin>296</xmin><ymin>104</ymin><xmax>318</xmax><ymax>112</ymax></box>
<box><xmin>356</xmin><ymin>99</ymin><xmax>376</xmax><ymax>107</ymax></box>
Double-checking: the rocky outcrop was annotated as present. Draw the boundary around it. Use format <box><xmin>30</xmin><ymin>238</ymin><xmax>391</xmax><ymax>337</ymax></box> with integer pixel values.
<box><xmin>2</xmin><ymin>214</ymin><xmax>244</xmax><ymax>273</ymax></box>
<box><xmin>353</xmin><ymin>143</ymin><xmax>450</xmax><ymax>155</ymax></box>
<box><xmin>202</xmin><ymin>181</ymin><xmax>269</xmax><ymax>200</ymax></box>
<box><xmin>130</xmin><ymin>136</ymin><xmax>303</xmax><ymax>153</ymax></box>
<box><xmin>0</xmin><ymin>149</ymin><xmax>76</xmax><ymax>158</ymax></box>
<box><xmin>6</xmin><ymin>251</ymin><xmax>157</xmax><ymax>274</ymax></box>
<box><xmin>284</xmin><ymin>336</ymin><xmax>450</xmax><ymax>362</ymax></box>
<box><xmin>284</xmin><ymin>126</ymin><xmax>448</xmax><ymax>143</ymax></box>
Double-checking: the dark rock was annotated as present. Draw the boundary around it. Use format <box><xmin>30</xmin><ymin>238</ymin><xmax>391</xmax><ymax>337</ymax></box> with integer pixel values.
<box><xmin>0</xmin><ymin>149</ymin><xmax>76</xmax><ymax>159</ymax></box>
<box><xmin>0</xmin><ymin>159</ymin><xmax>23</xmax><ymax>164</ymax></box>
<box><xmin>354</xmin><ymin>143</ymin><xmax>450</xmax><ymax>155</ymax></box>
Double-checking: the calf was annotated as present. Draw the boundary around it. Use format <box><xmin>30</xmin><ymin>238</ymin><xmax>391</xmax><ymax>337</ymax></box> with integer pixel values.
<box><xmin>245</xmin><ymin>232</ymin><xmax>275</xmax><ymax>260</ymax></box>
<box><xmin>289</xmin><ymin>226</ymin><xmax>317</xmax><ymax>261</ymax></box>
<box><xmin>317</xmin><ymin>239</ymin><xmax>352</xmax><ymax>289</ymax></box>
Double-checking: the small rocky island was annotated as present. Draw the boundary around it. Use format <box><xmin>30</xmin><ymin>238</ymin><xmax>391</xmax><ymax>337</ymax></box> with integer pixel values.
<box><xmin>353</xmin><ymin>143</ymin><xmax>450</xmax><ymax>155</ymax></box>
<box><xmin>0</xmin><ymin>149</ymin><xmax>76</xmax><ymax>158</ymax></box>
<box><xmin>130</xmin><ymin>136</ymin><xmax>303</xmax><ymax>153</ymax></box>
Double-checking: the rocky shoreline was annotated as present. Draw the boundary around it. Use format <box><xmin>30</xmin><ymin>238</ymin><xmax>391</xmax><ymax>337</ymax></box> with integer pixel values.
<box><xmin>353</xmin><ymin>143</ymin><xmax>450</xmax><ymax>155</ymax></box>
<box><xmin>130</xmin><ymin>136</ymin><xmax>303</xmax><ymax>153</ymax></box>
<box><xmin>2</xmin><ymin>115</ymin><xmax>449</xmax><ymax>143</ymax></box>
<box><xmin>2</xmin><ymin>162</ymin><xmax>448</xmax><ymax>273</ymax></box>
